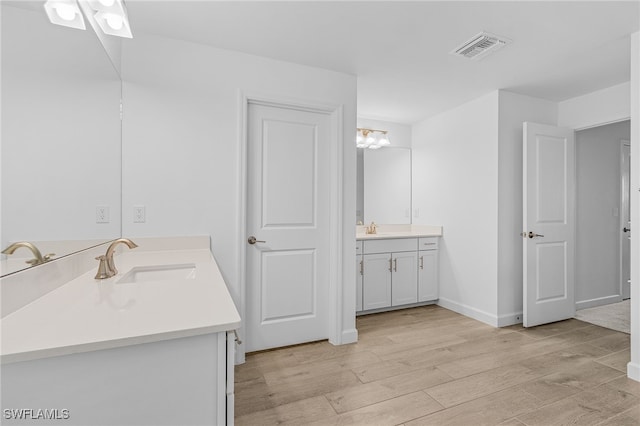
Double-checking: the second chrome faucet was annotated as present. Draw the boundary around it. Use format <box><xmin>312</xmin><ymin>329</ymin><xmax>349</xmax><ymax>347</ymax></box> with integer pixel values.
<box><xmin>95</xmin><ymin>238</ymin><xmax>138</xmax><ymax>280</ymax></box>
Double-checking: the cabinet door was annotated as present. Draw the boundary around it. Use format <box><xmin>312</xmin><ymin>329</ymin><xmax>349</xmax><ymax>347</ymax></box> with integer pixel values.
<box><xmin>391</xmin><ymin>251</ymin><xmax>418</xmax><ymax>306</ymax></box>
<box><xmin>362</xmin><ymin>253</ymin><xmax>392</xmax><ymax>310</ymax></box>
<box><xmin>418</xmin><ymin>250</ymin><xmax>438</xmax><ymax>302</ymax></box>
<box><xmin>356</xmin><ymin>256</ymin><xmax>363</xmax><ymax>312</ymax></box>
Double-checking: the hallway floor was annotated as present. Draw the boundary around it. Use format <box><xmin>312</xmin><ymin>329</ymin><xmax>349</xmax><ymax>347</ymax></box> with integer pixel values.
<box><xmin>235</xmin><ymin>306</ymin><xmax>639</xmax><ymax>425</ymax></box>
<box><xmin>575</xmin><ymin>300</ymin><xmax>631</xmax><ymax>334</ymax></box>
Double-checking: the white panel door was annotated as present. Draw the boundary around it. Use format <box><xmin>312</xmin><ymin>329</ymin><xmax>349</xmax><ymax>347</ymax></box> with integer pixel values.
<box><xmin>246</xmin><ymin>102</ymin><xmax>330</xmax><ymax>352</ymax></box>
<box><xmin>621</xmin><ymin>142</ymin><xmax>631</xmax><ymax>299</ymax></box>
<box><xmin>523</xmin><ymin>122</ymin><xmax>576</xmax><ymax>327</ymax></box>
<box><xmin>362</xmin><ymin>253</ymin><xmax>392</xmax><ymax>310</ymax></box>
<box><xmin>391</xmin><ymin>252</ymin><xmax>418</xmax><ymax>306</ymax></box>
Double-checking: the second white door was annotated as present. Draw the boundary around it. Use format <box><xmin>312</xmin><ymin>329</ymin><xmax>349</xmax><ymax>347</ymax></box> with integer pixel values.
<box><xmin>523</xmin><ymin>122</ymin><xmax>576</xmax><ymax>327</ymax></box>
<box><xmin>246</xmin><ymin>102</ymin><xmax>331</xmax><ymax>352</ymax></box>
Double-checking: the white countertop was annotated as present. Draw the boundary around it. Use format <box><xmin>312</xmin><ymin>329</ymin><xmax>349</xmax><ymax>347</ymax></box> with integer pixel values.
<box><xmin>356</xmin><ymin>224</ymin><xmax>443</xmax><ymax>240</ymax></box>
<box><xmin>1</xmin><ymin>248</ymin><xmax>241</xmax><ymax>364</ymax></box>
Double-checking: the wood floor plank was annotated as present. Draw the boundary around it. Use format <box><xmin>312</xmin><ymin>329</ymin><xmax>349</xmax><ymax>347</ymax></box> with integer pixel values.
<box><xmin>235</xmin><ymin>395</ymin><xmax>336</xmax><ymax>426</ymax></box>
<box><xmin>596</xmin><ymin>404</ymin><xmax>640</xmax><ymax>426</ymax></box>
<box><xmin>596</xmin><ymin>349</ymin><xmax>631</xmax><ymax>372</ymax></box>
<box><xmin>604</xmin><ymin>375</ymin><xmax>640</xmax><ymax>397</ymax></box>
<box><xmin>588</xmin><ymin>332</ymin><xmax>631</xmax><ymax>352</ymax></box>
<box><xmin>262</xmin><ymin>350</ymin><xmax>381</xmax><ymax>385</ymax></box>
<box><xmin>307</xmin><ymin>391</ymin><xmax>444</xmax><ymax>426</ymax></box>
<box><xmin>424</xmin><ymin>364</ymin><xmax>540</xmax><ymax>408</ymax></box>
<box><xmin>405</xmin><ymin>387</ymin><xmax>544</xmax><ymax>426</ymax></box>
<box><xmin>518</xmin><ymin>361</ymin><xmax>624</xmax><ymax>403</ymax></box>
<box><xmin>326</xmin><ymin>366</ymin><xmax>453</xmax><ymax>413</ymax></box>
<box><xmin>516</xmin><ymin>384</ymin><xmax>639</xmax><ymax>426</ymax></box>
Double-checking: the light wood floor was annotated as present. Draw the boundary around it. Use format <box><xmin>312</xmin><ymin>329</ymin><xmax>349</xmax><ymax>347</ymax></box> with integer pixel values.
<box><xmin>235</xmin><ymin>305</ymin><xmax>640</xmax><ymax>426</ymax></box>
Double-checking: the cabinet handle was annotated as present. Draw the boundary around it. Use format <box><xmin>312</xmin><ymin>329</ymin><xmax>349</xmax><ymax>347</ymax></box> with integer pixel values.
<box><xmin>420</xmin><ymin>256</ymin><xmax>424</xmax><ymax>270</ymax></box>
<box><xmin>393</xmin><ymin>258</ymin><xmax>397</xmax><ymax>272</ymax></box>
<box><xmin>389</xmin><ymin>258</ymin><xmax>393</xmax><ymax>272</ymax></box>
<box><xmin>360</xmin><ymin>260</ymin><xmax>363</xmax><ymax>275</ymax></box>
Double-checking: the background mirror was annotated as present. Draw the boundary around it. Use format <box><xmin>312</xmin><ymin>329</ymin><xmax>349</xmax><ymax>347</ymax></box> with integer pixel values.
<box><xmin>356</xmin><ymin>147</ymin><xmax>412</xmax><ymax>225</ymax></box>
<box><xmin>1</xmin><ymin>2</ymin><xmax>122</xmax><ymax>276</ymax></box>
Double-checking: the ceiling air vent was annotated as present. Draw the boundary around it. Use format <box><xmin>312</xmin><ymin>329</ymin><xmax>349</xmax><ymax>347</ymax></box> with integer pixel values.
<box><xmin>451</xmin><ymin>31</ymin><xmax>511</xmax><ymax>60</ymax></box>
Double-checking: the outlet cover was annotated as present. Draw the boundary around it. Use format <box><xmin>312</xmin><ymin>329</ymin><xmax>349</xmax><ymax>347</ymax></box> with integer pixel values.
<box><xmin>96</xmin><ymin>206</ymin><xmax>110</xmax><ymax>223</ymax></box>
<box><xmin>134</xmin><ymin>205</ymin><xmax>146</xmax><ymax>223</ymax></box>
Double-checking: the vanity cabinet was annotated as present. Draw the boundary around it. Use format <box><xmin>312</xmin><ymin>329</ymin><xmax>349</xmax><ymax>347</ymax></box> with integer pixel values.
<box><xmin>418</xmin><ymin>237</ymin><xmax>439</xmax><ymax>302</ymax></box>
<box><xmin>362</xmin><ymin>253</ymin><xmax>392</xmax><ymax>310</ymax></box>
<box><xmin>358</xmin><ymin>238</ymin><xmax>432</xmax><ymax>312</ymax></box>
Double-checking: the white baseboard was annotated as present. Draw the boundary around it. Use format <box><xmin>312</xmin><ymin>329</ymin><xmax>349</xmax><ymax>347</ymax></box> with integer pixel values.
<box><xmin>437</xmin><ymin>297</ymin><xmax>498</xmax><ymax>327</ymax></box>
<box><xmin>497</xmin><ymin>312</ymin><xmax>523</xmax><ymax>327</ymax></box>
<box><xmin>330</xmin><ymin>328</ymin><xmax>358</xmax><ymax>345</ymax></box>
<box><xmin>628</xmin><ymin>361</ymin><xmax>640</xmax><ymax>382</ymax></box>
<box><xmin>576</xmin><ymin>295</ymin><xmax>623</xmax><ymax>310</ymax></box>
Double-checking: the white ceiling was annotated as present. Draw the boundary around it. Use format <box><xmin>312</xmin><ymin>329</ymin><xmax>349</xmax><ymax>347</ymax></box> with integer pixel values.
<box><xmin>126</xmin><ymin>1</ymin><xmax>639</xmax><ymax>123</ymax></box>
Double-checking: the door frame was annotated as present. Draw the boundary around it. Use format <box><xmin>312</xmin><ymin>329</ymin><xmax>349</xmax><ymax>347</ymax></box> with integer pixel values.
<box><xmin>236</xmin><ymin>91</ymin><xmax>345</xmax><ymax>363</ymax></box>
<box><xmin>620</xmin><ymin>139</ymin><xmax>631</xmax><ymax>299</ymax></box>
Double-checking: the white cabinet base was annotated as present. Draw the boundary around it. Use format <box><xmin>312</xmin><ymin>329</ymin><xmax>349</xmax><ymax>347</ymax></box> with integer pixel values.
<box><xmin>357</xmin><ymin>237</ymin><xmax>439</xmax><ymax>315</ymax></box>
<box><xmin>1</xmin><ymin>332</ymin><xmax>234</xmax><ymax>426</ymax></box>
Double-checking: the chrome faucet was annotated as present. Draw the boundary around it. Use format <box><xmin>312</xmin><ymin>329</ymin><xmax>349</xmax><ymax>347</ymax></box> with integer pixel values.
<box><xmin>2</xmin><ymin>242</ymin><xmax>55</xmax><ymax>266</ymax></box>
<box><xmin>366</xmin><ymin>221</ymin><xmax>377</xmax><ymax>234</ymax></box>
<box><xmin>95</xmin><ymin>238</ymin><xmax>138</xmax><ymax>279</ymax></box>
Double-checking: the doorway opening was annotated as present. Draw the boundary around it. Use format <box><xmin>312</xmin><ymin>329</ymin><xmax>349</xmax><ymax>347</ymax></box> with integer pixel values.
<box><xmin>573</xmin><ymin>120</ymin><xmax>631</xmax><ymax>334</ymax></box>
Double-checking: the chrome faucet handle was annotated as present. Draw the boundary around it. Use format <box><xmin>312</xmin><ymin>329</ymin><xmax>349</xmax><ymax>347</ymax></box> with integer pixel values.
<box><xmin>94</xmin><ymin>255</ymin><xmax>112</xmax><ymax>279</ymax></box>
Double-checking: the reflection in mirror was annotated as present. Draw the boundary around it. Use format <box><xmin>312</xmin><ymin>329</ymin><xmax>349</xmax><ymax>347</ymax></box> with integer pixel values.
<box><xmin>1</xmin><ymin>2</ymin><xmax>122</xmax><ymax>276</ymax></box>
<box><xmin>357</xmin><ymin>147</ymin><xmax>412</xmax><ymax>225</ymax></box>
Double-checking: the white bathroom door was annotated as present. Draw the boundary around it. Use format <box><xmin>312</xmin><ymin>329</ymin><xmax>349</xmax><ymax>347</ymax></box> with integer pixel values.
<box><xmin>245</xmin><ymin>102</ymin><xmax>331</xmax><ymax>352</ymax></box>
<box><xmin>523</xmin><ymin>122</ymin><xmax>576</xmax><ymax>327</ymax></box>
<box><xmin>621</xmin><ymin>141</ymin><xmax>631</xmax><ymax>299</ymax></box>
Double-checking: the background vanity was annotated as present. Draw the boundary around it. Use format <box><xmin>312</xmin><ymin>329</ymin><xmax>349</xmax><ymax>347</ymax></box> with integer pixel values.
<box><xmin>356</xmin><ymin>226</ymin><xmax>442</xmax><ymax>314</ymax></box>
<box><xmin>355</xmin><ymin>119</ymin><xmax>442</xmax><ymax>315</ymax></box>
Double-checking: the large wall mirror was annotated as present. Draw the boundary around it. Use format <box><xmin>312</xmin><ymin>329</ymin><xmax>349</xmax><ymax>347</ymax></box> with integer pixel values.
<box><xmin>1</xmin><ymin>2</ymin><xmax>122</xmax><ymax>276</ymax></box>
<box><xmin>356</xmin><ymin>147</ymin><xmax>412</xmax><ymax>225</ymax></box>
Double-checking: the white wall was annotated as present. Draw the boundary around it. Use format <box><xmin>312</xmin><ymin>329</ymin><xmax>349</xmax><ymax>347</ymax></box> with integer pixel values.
<box><xmin>497</xmin><ymin>91</ymin><xmax>558</xmax><ymax>324</ymax></box>
<box><xmin>629</xmin><ymin>31</ymin><xmax>639</xmax><ymax>382</ymax></box>
<box><xmin>575</xmin><ymin>121</ymin><xmax>630</xmax><ymax>309</ymax></box>
<box><xmin>558</xmin><ymin>82</ymin><xmax>631</xmax><ymax>130</ymax></box>
<box><xmin>120</xmin><ymin>33</ymin><xmax>357</xmax><ymax>350</ymax></box>
<box><xmin>412</xmin><ymin>92</ymin><xmax>500</xmax><ymax>325</ymax></box>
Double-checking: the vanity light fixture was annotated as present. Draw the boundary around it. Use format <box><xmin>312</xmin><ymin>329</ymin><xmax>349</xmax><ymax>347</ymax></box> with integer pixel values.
<box><xmin>87</xmin><ymin>0</ymin><xmax>133</xmax><ymax>38</ymax></box>
<box><xmin>44</xmin><ymin>0</ymin><xmax>86</xmax><ymax>30</ymax></box>
<box><xmin>356</xmin><ymin>128</ymin><xmax>391</xmax><ymax>149</ymax></box>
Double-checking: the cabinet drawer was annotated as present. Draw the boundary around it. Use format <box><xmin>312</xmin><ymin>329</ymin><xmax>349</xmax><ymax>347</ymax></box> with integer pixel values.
<box><xmin>364</xmin><ymin>238</ymin><xmax>417</xmax><ymax>254</ymax></box>
<box><xmin>418</xmin><ymin>237</ymin><xmax>439</xmax><ymax>250</ymax></box>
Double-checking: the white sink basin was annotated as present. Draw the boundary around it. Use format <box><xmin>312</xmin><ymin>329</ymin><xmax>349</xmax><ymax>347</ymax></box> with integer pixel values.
<box><xmin>116</xmin><ymin>264</ymin><xmax>196</xmax><ymax>284</ymax></box>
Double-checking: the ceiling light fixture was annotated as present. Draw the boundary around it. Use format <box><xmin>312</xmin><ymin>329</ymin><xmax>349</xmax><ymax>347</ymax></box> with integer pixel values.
<box><xmin>44</xmin><ymin>0</ymin><xmax>132</xmax><ymax>38</ymax></box>
<box><xmin>88</xmin><ymin>0</ymin><xmax>133</xmax><ymax>38</ymax></box>
<box><xmin>44</xmin><ymin>0</ymin><xmax>86</xmax><ymax>30</ymax></box>
<box><xmin>356</xmin><ymin>128</ymin><xmax>391</xmax><ymax>150</ymax></box>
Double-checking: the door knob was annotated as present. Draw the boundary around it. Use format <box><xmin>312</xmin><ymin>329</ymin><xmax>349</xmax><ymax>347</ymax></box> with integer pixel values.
<box><xmin>623</xmin><ymin>227</ymin><xmax>631</xmax><ymax>233</ymax></box>
<box><xmin>247</xmin><ymin>236</ymin><xmax>266</xmax><ymax>245</ymax></box>
<box><xmin>521</xmin><ymin>231</ymin><xmax>544</xmax><ymax>239</ymax></box>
